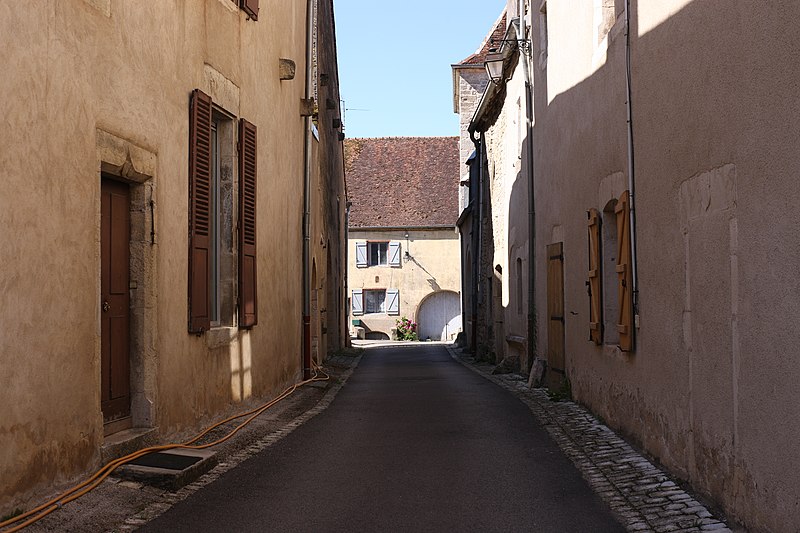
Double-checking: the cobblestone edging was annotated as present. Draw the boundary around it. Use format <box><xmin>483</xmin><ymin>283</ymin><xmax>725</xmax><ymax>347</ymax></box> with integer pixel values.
<box><xmin>117</xmin><ymin>353</ymin><xmax>363</xmax><ymax>531</ymax></box>
<box><xmin>447</xmin><ymin>346</ymin><xmax>734</xmax><ymax>533</ymax></box>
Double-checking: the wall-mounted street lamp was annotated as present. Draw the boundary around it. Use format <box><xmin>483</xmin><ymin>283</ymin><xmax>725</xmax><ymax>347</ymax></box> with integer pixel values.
<box><xmin>484</xmin><ymin>51</ymin><xmax>506</xmax><ymax>85</ymax></box>
<box><xmin>484</xmin><ymin>36</ymin><xmax>532</xmax><ymax>85</ymax></box>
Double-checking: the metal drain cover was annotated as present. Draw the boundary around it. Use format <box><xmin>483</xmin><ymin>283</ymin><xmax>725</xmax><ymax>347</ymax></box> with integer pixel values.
<box><xmin>117</xmin><ymin>448</ymin><xmax>217</xmax><ymax>491</ymax></box>
<box><xmin>128</xmin><ymin>452</ymin><xmax>202</xmax><ymax>471</ymax></box>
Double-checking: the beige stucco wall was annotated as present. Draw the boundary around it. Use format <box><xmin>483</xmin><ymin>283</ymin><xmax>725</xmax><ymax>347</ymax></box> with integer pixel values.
<box><xmin>348</xmin><ymin>229</ymin><xmax>461</xmax><ymax>339</ymax></box>
<box><xmin>532</xmin><ymin>1</ymin><xmax>800</xmax><ymax>531</ymax></box>
<box><xmin>0</xmin><ymin>0</ymin><xmax>334</xmax><ymax>513</ymax></box>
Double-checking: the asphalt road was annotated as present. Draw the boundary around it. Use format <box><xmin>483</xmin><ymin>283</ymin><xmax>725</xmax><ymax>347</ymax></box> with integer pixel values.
<box><xmin>141</xmin><ymin>344</ymin><xmax>623</xmax><ymax>532</ymax></box>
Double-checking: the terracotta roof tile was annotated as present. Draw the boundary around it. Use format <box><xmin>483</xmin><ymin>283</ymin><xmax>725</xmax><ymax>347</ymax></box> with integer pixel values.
<box><xmin>345</xmin><ymin>137</ymin><xmax>460</xmax><ymax>228</ymax></box>
<box><xmin>456</xmin><ymin>12</ymin><xmax>507</xmax><ymax>66</ymax></box>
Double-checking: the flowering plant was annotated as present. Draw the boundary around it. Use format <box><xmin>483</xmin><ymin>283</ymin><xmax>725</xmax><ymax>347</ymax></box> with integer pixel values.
<box><xmin>395</xmin><ymin>316</ymin><xmax>418</xmax><ymax>341</ymax></box>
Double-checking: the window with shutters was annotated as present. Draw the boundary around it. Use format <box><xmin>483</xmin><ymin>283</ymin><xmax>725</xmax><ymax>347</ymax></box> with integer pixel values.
<box><xmin>590</xmin><ymin>192</ymin><xmax>634</xmax><ymax>351</ymax></box>
<box><xmin>188</xmin><ymin>89</ymin><xmax>243</xmax><ymax>333</ymax></box>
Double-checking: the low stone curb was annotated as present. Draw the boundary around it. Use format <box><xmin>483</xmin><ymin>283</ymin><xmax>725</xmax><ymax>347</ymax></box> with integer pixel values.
<box><xmin>446</xmin><ymin>345</ymin><xmax>735</xmax><ymax>533</ymax></box>
<box><xmin>115</xmin><ymin>352</ymin><xmax>364</xmax><ymax>531</ymax></box>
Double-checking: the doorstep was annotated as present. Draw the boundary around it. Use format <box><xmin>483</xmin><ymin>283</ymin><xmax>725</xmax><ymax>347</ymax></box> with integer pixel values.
<box><xmin>101</xmin><ymin>427</ymin><xmax>159</xmax><ymax>465</ymax></box>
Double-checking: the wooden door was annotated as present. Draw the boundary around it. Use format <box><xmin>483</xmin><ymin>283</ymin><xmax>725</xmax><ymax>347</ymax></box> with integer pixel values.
<box><xmin>101</xmin><ymin>179</ymin><xmax>131</xmax><ymax>424</ymax></box>
<box><xmin>546</xmin><ymin>242</ymin><xmax>565</xmax><ymax>388</ymax></box>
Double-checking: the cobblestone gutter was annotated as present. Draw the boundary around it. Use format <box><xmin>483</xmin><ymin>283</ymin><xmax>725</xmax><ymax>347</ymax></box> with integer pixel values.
<box><xmin>447</xmin><ymin>345</ymin><xmax>741</xmax><ymax>533</ymax></box>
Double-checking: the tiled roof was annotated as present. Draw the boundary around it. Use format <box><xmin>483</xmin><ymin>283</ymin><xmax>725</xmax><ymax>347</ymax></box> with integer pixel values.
<box><xmin>456</xmin><ymin>12</ymin><xmax>507</xmax><ymax>66</ymax></box>
<box><xmin>345</xmin><ymin>137</ymin><xmax>459</xmax><ymax>228</ymax></box>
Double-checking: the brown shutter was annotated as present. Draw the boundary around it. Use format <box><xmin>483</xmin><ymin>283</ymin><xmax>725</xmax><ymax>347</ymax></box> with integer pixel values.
<box><xmin>188</xmin><ymin>89</ymin><xmax>213</xmax><ymax>333</ymax></box>
<box><xmin>241</xmin><ymin>0</ymin><xmax>258</xmax><ymax>20</ymax></box>
<box><xmin>238</xmin><ymin>118</ymin><xmax>258</xmax><ymax>328</ymax></box>
<box><xmin>615</xmin><ymin>190</ymin><xmax>634</xmax><ymax>351</ymax></box>
<box><xmin>587</xmin><ymin>208</ymin><xmax>603</xmax><ymax>345</ymax></box>
<box><xmin>547</xmin><ymin>242</ymin><xmax>565</xmax><ymax>376</ymax></box>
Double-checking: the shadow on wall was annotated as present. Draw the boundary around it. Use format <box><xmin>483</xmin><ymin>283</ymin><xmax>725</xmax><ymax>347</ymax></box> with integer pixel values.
<box><xmin>532</xmin><ymin>1</ymin><xmax>800</xmax><ymax>531</ymax></box>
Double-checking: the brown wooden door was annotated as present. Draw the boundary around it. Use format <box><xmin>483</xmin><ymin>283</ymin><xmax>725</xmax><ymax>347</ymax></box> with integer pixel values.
<box><xmin>101</xmin><ymin>179</ymin><xmax>131</xmax><ymax>423</ymax></box>
<box><xmin>547</xmin><ymin>242</ymin><xmax>565</xmax><ymax>388</ymax></box>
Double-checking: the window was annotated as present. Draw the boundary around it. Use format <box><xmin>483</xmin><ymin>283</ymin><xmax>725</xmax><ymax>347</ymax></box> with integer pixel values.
<box><xmin>602</xmin><ymin>201</ymin><xmax>619</xmax><ymax>345</ymax></box>
<box><xmin>351</xmin><ymin>288</ymin><xmax>400</xmax><ymax>316</ymax></box>
<box><xmin>369</xmin><ymin>242</ymin><xmax>388</xmax><ymax>266</ymax></box>
<box><xmin>587</xmin><ymin>191</ymin><xmax>634</xmax><ymax>351</ymax></box>
<box><xmin>210</xmin><ymin>119</ymin><xmax>221</xmax><ymax>323</ymax></box>
<box><xmin>355</xmin><ymin>241</ymin><xmax>402</xmax><ymax>268</ymax></box>
<box><xmin>188</xmin><ymin>89</ymin><xmax>258</xmax><ymax>333</ymax></box>
<box><xmin>364</xmin><ymin>289</ymin><xmax>386</xmax><ymax>314</ymax></box>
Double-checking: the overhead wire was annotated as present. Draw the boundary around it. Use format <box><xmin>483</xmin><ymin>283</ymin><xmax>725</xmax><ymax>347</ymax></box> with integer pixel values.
<box><xmin>0</xmin><ymin>363</ymin><xmax>331</xmax><ymax>532</ymax></box>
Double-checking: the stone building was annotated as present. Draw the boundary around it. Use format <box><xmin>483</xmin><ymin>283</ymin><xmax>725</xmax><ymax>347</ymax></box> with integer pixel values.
<box><xmin>455</xmin><ymin>8</ymin><xmax>535</xmax><ymax>373</ymax></box>
<box><xmin>0</xmin><ymin>0</ymin><xmax>346</xmax><ymax>515</ymax></box>
<box><xmin>462</xmin><ymin>0</ymin><xmax>800</xmax><ymax>530</ymax></box>
<box><xmin>452</xmin><ymin>14</ymin><xmax>506</xmax><ymax>356</ymax></box>
<box><xmin>345</xmin><ymin>137</ymin><xmax>461</xmax><ymax>341</ymax></box>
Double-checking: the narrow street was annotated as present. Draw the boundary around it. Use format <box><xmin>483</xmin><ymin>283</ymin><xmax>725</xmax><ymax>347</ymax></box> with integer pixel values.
<box><xmin>140</xmin><ymin>344</ymin><xmax>623</xmax><ymax>532</ymax></box>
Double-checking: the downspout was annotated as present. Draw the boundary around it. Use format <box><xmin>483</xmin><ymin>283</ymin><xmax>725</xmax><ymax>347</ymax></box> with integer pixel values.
<box><xmin>624</xmin><ymin>0</ymin><xmax>639</xmax><ymax>325</ymax></box>
<box><xmin>517</xmin><ymin>5</ymin><xmax>537</xmax><ymax>373</ymax></box>
<box><xmin>302</xmin><ymin>0</ymin><xmax>314</xmax><ymax>380</ymax></box>
<box><xmin>344</xmin><ymin>200</ymin><xmax>352</xmax><ymax>347</ymax></box>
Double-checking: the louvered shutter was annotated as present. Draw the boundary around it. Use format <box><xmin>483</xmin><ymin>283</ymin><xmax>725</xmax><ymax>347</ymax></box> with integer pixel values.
<box><xmin>188</xmin><ymin>89</ymin><xmax>213</xmax><ymax>333</ymax></box>
<box><xmin>615</xmin><ymin>191</ymin><xmax>634</xmax><ymax>351</ymax></box>
<box><xmin>238</xmin><ymin>119</ymin><xmax>258</xmax><ymax>328</ymax></box>
<box><xmin>352</xmin><ymin>289</ymin><xmax>363</xmax><ymax>316</ymax></box>
<box><xmin>355</xmin><ymin>241</ymin><xmax>367</xmax><ymax>268</ymax></box>
<box><xmin>386</xmin><ymin>289</ymin><xmax>400</xmax><ymax>316</ymax></box>
<box><xmin>388</xmin><ymin>241</ymin><xmax>401</xmax><ymax>267</ymax></box>
<box><xmin>587</xmin><ymin>208</ymin><xmax>603</xmax><ymax>344</ymax></box>
<box><xmin>241</xmin><ymin>0</ymin><xmax>259</xmax><ymax>20</ymax></box>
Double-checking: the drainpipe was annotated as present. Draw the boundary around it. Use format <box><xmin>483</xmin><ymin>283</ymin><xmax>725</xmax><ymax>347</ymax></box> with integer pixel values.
<box><xmin>344</xmin><ymin>200</ymin><xmax>352</xmax><ymax>347</ymax></box>
<box><xmin>302</xmin><ymin>0</ymin><xmax>314</xmax><ymax>380</ymax></box>
<box><xmin>517</xmin><ymin>5</ymin><xmax>538</xmax><ymax>373</ymax></box>
<box><xmin>624</xmin><ymin>0</ymin><xmax>639</xmax><ymax>323</ymax></box>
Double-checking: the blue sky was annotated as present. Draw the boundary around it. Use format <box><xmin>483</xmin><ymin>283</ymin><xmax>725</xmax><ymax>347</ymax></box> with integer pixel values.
<box><xmin>333</xmin><ymin>0</ymin><xmax>506</xmax><ymax>139</ymax></box>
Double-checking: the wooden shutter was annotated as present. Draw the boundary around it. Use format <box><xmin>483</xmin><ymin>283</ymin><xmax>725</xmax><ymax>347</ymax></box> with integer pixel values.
<box><xmin>188</xmin><ymin>89</ymin><xmax>213</xmax><ymax>333</ymax></box>
<box><xmin>386</xmin><ymin>289</ymin><xmax>400</xmax><ymax>315</ymax></box>
<box><xmin>241</xmin><ymin>0</ymin><xmax>258</xmax><ymax>20</ymax></box>
<box><xmin>587</xmin><ymin>208</ymin><xmax>603</xmax><ymax>344</ymax></box>
<box><xmin>355</xmin><ymin>241</ymin><xmax>367</xmax><ymax>268</ymax></box>
<box><xmin>238</xmin><ymin>119</ymin><xmax>258</xmax><ymax>328</ymax></box>
<box><xmin>388</xmin><ymin>241</ymin><xmax>401</xmax><ymax>267</ymax></box>
<box><xmin>615</xmin><ymin>190</ymin><xmax>634</xmax><ymax>351</ymax></box>
<box><xmin>547</xmin><ymin>242</ymin><xmax>565</xmax><ymax>375</ymax></box>
<box><xmin>352</xmin><ymin>289</ymin><xmax>364</xmax><ymax>316</ymax></box>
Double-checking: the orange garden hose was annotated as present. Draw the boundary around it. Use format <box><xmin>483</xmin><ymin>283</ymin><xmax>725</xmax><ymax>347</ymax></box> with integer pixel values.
<box><xmin>0</xmin><ymin>364</ymin><xmax>331</xmax><ymax>532</ymax></box>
